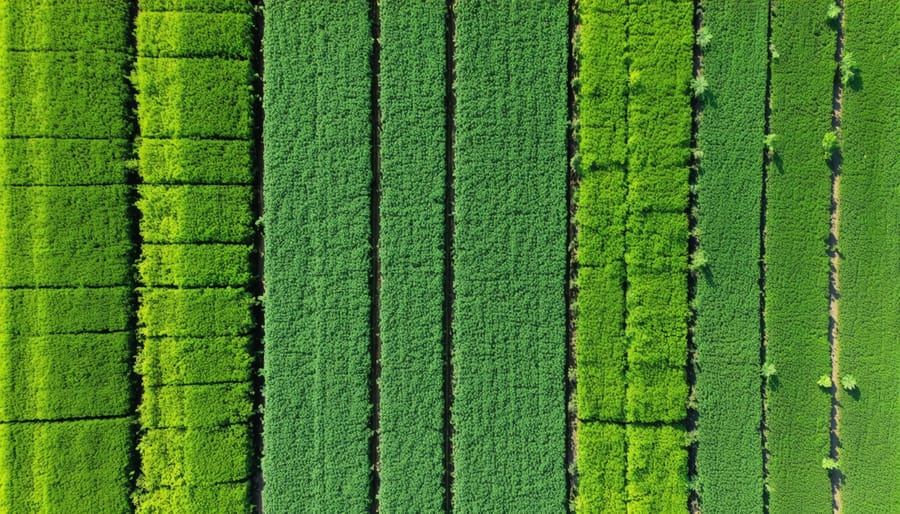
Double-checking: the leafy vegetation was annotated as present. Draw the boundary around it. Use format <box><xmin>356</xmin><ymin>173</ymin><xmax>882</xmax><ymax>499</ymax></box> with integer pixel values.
<box><xmin>0</xmin><ymin>2</ymin><xmax>134</xmax><ymax>511</ymax></box>
<box><xmin>377</xmin><ymin>1</ymin><xmax>447</xmax><ymax>511</ymax></box>
<box><xmin>262</xmin><ymin>1</ymin><xmax>373</xmax><ymax>512</ymax></box>
<box><xmin>692</xmin><ymin>7</ymin><xmax>768</xmax><ymax>510</ymax></box>
<box><xmin>452</xmin><ymin>1</ymin><xmax>568</xmax><ymax>511</ymax></box>
<box><xmin>765</xmin><ymin>2</ymin><xmax>835</xmax><ymax>511</ymax></box>
<box><xmin>838</xmin><ymin>5</ymin><xmax>900</xmax><ymax>510</ymax></box>
<box><xmin>133</xmin><ymin>3</ymin><xmax>256</xmax><ymax>511</ymax></box>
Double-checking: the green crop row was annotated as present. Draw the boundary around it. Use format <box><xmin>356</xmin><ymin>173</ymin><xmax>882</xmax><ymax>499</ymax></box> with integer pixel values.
<box><xmin>139</xmin><ymin>139</ymin><xmax>253</xmax><ymax>185</ymax></box>
<box><xmin>576</xmin><ymin>0</ymin><xmax>691</xmax><ymax>511</ymax></box>
<box><xmin>575</xmin><ymin>0</ymin><xmax>629</xmax><ymax>425</ymax></box>
<box><xmin>765</xmin><ymin>2</ymin><xmax>835</xmax><ymax>511</ymax></box>
<box><xmin>0</xmin><ymin>185</ymin><xmax>131</xmax><ymax>287</ymax></box>
<box><xmin>0</xmin><ymin>333</ymin><xmax>130</xmax><ymax>421</ymax></box>
<box><xmin>0</xmin><ymin>0</ymin><xmax>129</xmax><ymax>51</ymax></box>
<box><xmin>137</xmin><ymin>185</ymin><xmax>254</xmax><ymax>243</ymax></box>
<box><xmin>452</xmin><ymin>1</ymin><xmax>568</xmax><ymax>511</ymax></box>
<box><xmin>378</xmin><ymin>0</ymin><xmax>447</xmax><ymax>512</ymax></box>
<box><xmin>0</xmin><ymin>8</ymin><xmax>134</xmax><ymax>510</ymax></box>
<box><xmin>837</xmin><ymin>3</ymin><xmax>900</xmax><ymax>512</ymax></box>
<box><xmin>0</xmin><ymin>51</ymin><xmax>129</xmax><ymax>138</ymax></box>
<box><xmin>262</xmin><ymin>1</ymin><xmax>373</xmax><ymax>511</ymax></box>
<box><xmin>0</xmin><ymin>419</ymin><xmax>133</xmax><ymax>513</ymax></box>
<box><xmin>139</xmin><ymin>0</ymin><xmax>252</xmax><ymax>14</ymax></box>
<box><xmin>134</xmin><ymin>5</ymin><xmax>256</xmax><ymax>513</ymax></box>
<box><xmin>692</xmin><ymin>2</ymin><xmax>768</xmax><ymax>512</ymax></box>
<box><xmin>0</xmin><ymin>139</ymin><xmax>129</xmax><ymax>186</ymax></box>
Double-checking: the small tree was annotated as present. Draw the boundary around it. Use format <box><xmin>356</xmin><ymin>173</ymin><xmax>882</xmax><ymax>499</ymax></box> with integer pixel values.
<box><xmin>691</xmin><ymin>75</ymin><xmax>709</xmax><ymax>98</ymax></box>
<box><xmin>817</xmin><ymin>374</ymin><xmax>833</xmax><ymax>388</ymax></box>
<box><xmin>841</xmin><ymin>52</ymin><xmax>858</xmax><ymax>87</ymax></box>
<box><xmin>827</xmin><ymin>2</ymin><xmax>841</xmax><ymax>21</ymax></box>
<box><xmin>764</xmin><ymin>134</ymin><xmax>779</xmax><ymax>158</ymax></box>
<box><xmin>696</xmin><ymin>27</ymin><xmax>712</xmax><ymax>48</ymax></box>
<box><xmin>841</xmin><ymin>374</ymin><xmax>858</xmax><ymax>391</ymax></box>
<box><xmin>822</xmin><ymin>130</ymin><xmax>840</xmax><ymax>161</ymax></box>
<box><xmin>761</xmin><ymin>362</ymin><xmax>777</xmax><ymax>378</ymax></box>
<box><xmin>822</xmin><ymin>457</ymin><xmax>839</xmax><ymax>471</ymax></box>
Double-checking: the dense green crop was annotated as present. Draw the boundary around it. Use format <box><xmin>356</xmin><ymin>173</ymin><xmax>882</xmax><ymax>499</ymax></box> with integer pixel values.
<box><xmin>765</xmin><ymin>2</ymin><xmax>835</xmax><ymax>511</ymax></box>
<box><xmin>0</xmin><ymin>4</ymin><xmax>134</xmax><ymax>511</ymax></box>
<box><xmin>837</xmin><ymin>3</ymin><xmax>900</xmax><ymax>512</ymax></box>
<box><xmin>262</xmin><ymin>1</ymin><xmax>373</xmax><ymax>512</ymax></box>
<box><xmin>452</xmin><ymin>1</ymin><xmax>568</xmax><ymax>511</ymax></box>
<box><xmin>693</xmin><ymin>2</ymin><xmax>768</xmax><ymax>512</ymax></box>
<box><xmin>378</xmin><ymin>0</ymin><xmax>447</xmax><ymax>512</ymax></box>
<box><xmin>134</xmin><ymin>3</ymin><xmax>256</xmax><ymax>512</ymax></box>
<box><xmin>0</xmin><ymin>420</ymin><xmax>133</xmax><ymax>512</ymax></box>
<box><xmin>0</xmin><ymin>0</ymin><xmax>129</xmax><ymax>51</ymax></box>
<box><xmin>576</xmin><ymin>0</ymin><xmax>629</xmax><ymax>426</ymax></box>
<box><xmin>576</xmin><ymin>1</ymin><xmax>691</xmax><ymax>510</ymax></box>
<box><xmin>0</xmin><ymin>186</ymin><xmax>131</xmax><ymax>286</ymax></box>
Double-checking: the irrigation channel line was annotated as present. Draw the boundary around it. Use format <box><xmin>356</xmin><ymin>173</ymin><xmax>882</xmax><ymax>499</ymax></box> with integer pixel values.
<box><xmin>564</xmin><ymin>0</ymin><xmax>579</xmax><ymax>510</ymax></box>
<box><xmin>686</xmin><ymin>0</ymin><xmax>704</xmax><ymax>512</ymax></box>
<box><xmin>760</xmin><ymin>1</ymin><xmax>774</xmax><ymax>511</ymax></box>
<box><xmin>443</xmin><ymin>0</ymin><xmax>458</xmax><ymax>511</ymax></box>
<box><xmin>368</xmin><ymin>0</ymin><xmax>383</xmax><ymax>511</ymax></box>
<box><xmin>828</xmin><ymin>1</ymin><xmax>846</xmax><ymax>512</ymax></box>
<box><xmin>621</xmin><ymin>0</ymin><xmax>632</xmax><ymax>503</ymax></box>
<box><xmin>249</xmin><ymin>1</ymin><xmax>266</xmax><ymax>509</ymax></box>
<box><xmin>124</xmin><ymin>0</ymin><xmax>142</xmax><ymax>503</ymax></box>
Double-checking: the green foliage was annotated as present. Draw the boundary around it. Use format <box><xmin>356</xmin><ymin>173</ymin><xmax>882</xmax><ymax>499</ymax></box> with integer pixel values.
<box><xmin>138</xmin><ymin>185</ymin><xmax>254</xmax><ymax>243</ymax></box>
<box><xmin>761</xmin><ymin>362</ymin><xmax>778</xmax><ymax>378</ymax></box>
<box><xmin>840</xmin><ymin>51</ymin><xmax>858</xmax><ymax>87</ymax></box>
<box><xmin>0</xmin><ymin>52</ymin><xmax>129</xmax><ymax>138</ymax></box>
<box><xmin>0</xmin><ymin>420</ymin><xmax>133</xmax><ymax>512</ymax></box>
<box><xmin>840</xmin><ymin>374</ymin><xmax>858</xmax><ymax>392</ymax></box>
<box><xmin>822</xmin><ymin>130</ymin><xmax>840</xmax><ymax>160</ymax></box>
<box><xmin>697</xmin><ymin>26</ymin><xmax>713</xmax><ymax>48</ymax></box>
<box><xmin>0</xmin><ymin>139</ymin><xmax>129</xmax><ymax>186</ymax></box>
<box><xmin>827</xmin><ymin>3</ymin><xmax>841</xmax><ymax>21</ymax></box>
<box><xmin>139</xmin><ymin>139</ymin><xmax>253</xmax><ymax>185</ymax></box>
<box><xmin>452</xmin><ymin>1</ymin><xmax>568</xmax><ymax>511</ymax></box>
<box><xmin>0</xmin><ymin>186</ymin><xmax>131</xmax><ymax>287</ymax></box>
<box><xmin>575</xmin><ymin>0</ymin><xmax>629</xmax><ymax>427</ymax></box>
<box><xmin>766</xmin><ymin>3</ymin><xmax>836</xmax><ymax>511</ymax></box>
<box><xmin>133</xmin><ymin>57</ymin><xmax>252</xmax><ymax>139</ymax></box>
<box><xmin>817</xmin><ymin>374</ymin><xmax>833</xmax><ymax>388</ymax></box>
<box><xmin>626</xmin><ymin>425</ymin><xmax>689</xmax><ymax>513</ymax></box>
<box><xmin>691</xmin><ymin>75</ymin><xmax>709</xmax><ymax>97</ymax></box>
<box><xmin>821</xmin><ymin>457</ymin><xmax>840</xmax><ymax>470</ymax></box>
<box><xmin>377</xmin><ymin>0</ymin><xmax>447</xmax><ymax>511</ymax></box>
<box><xmin>0</xmin><ymin>288</ymin><xmax>130</xmax><ymax>335</ymax></box>
<box><xmin>0</xmin><ymin>334</ymin><xmax>131</xmax><ymax>421</ymax></box>
<box><xmin>764</xmin><ymin>133</ymin><xmax>779</xmax><ymax>156</ymax></box>
<box><xmin>837</xmin><ymin>4</ymin><xmax>900</xmax><ymax>510</ymax></box>
<box><xmin>262</xmin><ymin>1</ymin><xmax>373</xmax><ymax>512</ymax></box>
<box><xmin>137</xmin><ymin>12</ymin><xmax>252</xmax><ymax>59</ymax></box>
<box><xmin>576</xmin><ymin>422</ymin><xmax>626</xmax><ymax>513</ymax></box>
<box><xmin>691</xmin><ymin>14</ymin><xmax>768</xmax><ymax>513</ymax></box>
<box><xmin>139</xmin><ymin>244</ymin><xmax>252</xmax><ymax>287</ymax></box>
<box><xmin>0</xmin><ymin>1</ymin><xmax>129</xmax><ymax>51</ymax></box>
<box><xmin>134</xmin><ymin>7</ymin><xmax>256</xmax><ymax>511</ymax></box>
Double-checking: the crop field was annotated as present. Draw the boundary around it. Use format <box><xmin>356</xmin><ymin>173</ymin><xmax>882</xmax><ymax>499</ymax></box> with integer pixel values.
<box><xmin>1</xmin><ymin>1</ymin><xmax>898</xmax><ymax>513</ymax></box>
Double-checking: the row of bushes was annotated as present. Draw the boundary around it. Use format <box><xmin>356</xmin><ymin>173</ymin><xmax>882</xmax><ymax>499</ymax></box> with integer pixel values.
<box><xmin>133</xmin><ymin>1</ymin><xmax>256</xmax><ymax>512</ymax></box>
<box><xmin>0</xmin><ymin>2</ymin><xmax>134</xmax><ymax>511</ymax></box>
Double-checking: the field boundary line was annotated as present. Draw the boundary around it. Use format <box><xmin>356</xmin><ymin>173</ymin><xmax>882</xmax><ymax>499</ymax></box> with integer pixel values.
<box><xmin>368</xmin><ymin>0</ymin><xmax>383</xmax><ymax>511</ymax></box>
<box><xmin>443</xmin><ymin>0</ymin><xmax>457</xmax><ymax>511</ymax></box>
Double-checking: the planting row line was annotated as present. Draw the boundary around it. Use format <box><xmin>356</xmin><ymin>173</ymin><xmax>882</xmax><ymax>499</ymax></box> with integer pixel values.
<box><xmin>0</xmin><ymin>1</ymin><xmax>134</xmax><ymax>511</ymax></box>
<box><xmin>575</xmin><ymin>0</ymin><xmax>693</xmax><ymax>510</ymax></box>
<box><xmin>133</xmin><ymin>1</ymin><xmax>256</xmax><ymax>512</ymax></box>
